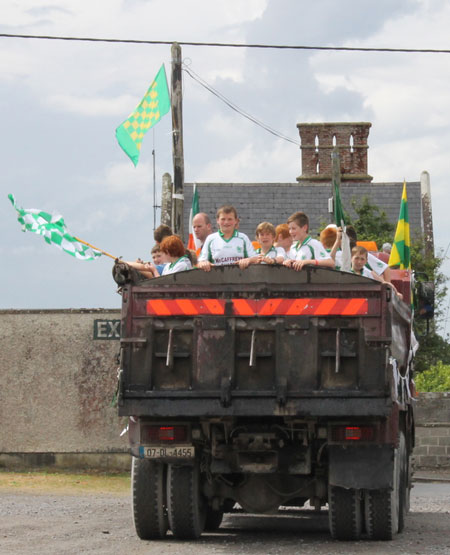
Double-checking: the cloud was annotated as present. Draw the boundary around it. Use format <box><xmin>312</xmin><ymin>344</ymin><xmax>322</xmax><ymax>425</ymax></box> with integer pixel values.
<box><xmin>46</xmin><ymin>93</ymin><xmax>139</xmax><ymax>116</ymax></box>
<box><xmin>0</xmin><ymin>244</ymin><xmax>37</xmax><ymax>257</ymax></box>
<box><xmin>198</xmin><ymin>140</ymin><xmax>298</xmax><ymax>182</ymax></box>
<box><xmin>99</xmin><ymin>161</ymin><xmax>156</xmax><ymax>194</ymax></box>
<box><xmin>2</xmin><ymin>0</ymin><xmax>450</xmax><ymax>329</ymax></box>
<box><xmin>26</xmin><ymin>5</ymin><xmax>71</xmax><ymax>18</ymax></box>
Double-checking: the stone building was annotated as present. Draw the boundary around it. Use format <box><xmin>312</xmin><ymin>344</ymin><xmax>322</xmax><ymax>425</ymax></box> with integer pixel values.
<box><xmin>182</xmin><ymin>122</ymin><xmax>433</xmax><ymax>249</ymax></box>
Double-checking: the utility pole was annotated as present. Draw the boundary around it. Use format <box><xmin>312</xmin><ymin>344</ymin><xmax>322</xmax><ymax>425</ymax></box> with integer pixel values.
<box><xmin>161</xmin><ymin>172</ymin><xmax>173</xmax><ymax>227</ymax></box>
<box><xmin>171</xmin><ymin>42</ymin><xmax>185</xmax><ymax>240</ymax></box>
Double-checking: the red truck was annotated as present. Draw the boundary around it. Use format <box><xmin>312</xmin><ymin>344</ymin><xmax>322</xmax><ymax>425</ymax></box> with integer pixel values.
<box><xmin>114</xmin><ymin>262</ymin><xmax>417</xmax><ymax>541</ymax></box>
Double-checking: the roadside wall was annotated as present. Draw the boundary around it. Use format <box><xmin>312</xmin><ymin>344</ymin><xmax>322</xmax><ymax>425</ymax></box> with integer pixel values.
<box><xmin>412</xmin><ymin>392</ymin><xmax>450</xmax><ymax>469</ymax></box>
<box><xmin>0</xmin><ymin>309</ymin><xmax>128</xmax><ymax>470</ymax></box>
<box><xmin>0</xmin><ymin>311</ymin><xmax>448</xmax><ymax>471</ymax></box>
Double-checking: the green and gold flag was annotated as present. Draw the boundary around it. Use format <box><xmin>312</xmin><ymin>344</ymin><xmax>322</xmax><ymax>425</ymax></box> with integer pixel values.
<box><xmin>116</xmin><ymin>64</ymin><xmax>171</xmax><ymax>166</ymax></box>
<box><xmin>388</xmin><ymin>181</ymin><xmax>411</xmax><ymax>269</ymax></box>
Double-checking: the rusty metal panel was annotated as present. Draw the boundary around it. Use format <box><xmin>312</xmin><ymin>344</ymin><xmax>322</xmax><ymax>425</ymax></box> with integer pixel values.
<box><xmin>276</xmin><ymin>320</ymin><xmax>319</xmax><ymax>391</ymax></box>
<box><xmin>194</xmin><ymin>317</ymin><xmax>234</xmax><ymax>390</ymax></box>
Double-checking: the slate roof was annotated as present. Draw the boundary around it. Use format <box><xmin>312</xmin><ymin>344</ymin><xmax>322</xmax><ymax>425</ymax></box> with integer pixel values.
<box><xmin>183</xmin><ymin>181</ymin><xmax>422</xmax><ymax>243</ymax></box>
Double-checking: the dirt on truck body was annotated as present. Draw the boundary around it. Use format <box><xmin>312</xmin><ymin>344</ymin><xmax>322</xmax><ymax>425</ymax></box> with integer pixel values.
<box><xmin>113</xmin><ymin>263</ymin><xmax>416</xmax><ymax>541</ymax></box>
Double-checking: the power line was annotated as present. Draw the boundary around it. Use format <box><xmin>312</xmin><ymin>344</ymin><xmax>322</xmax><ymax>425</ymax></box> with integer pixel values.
<box><xmin>2</xmin><ymin>32</ymin><xmax>450</xmax><ymax>54</ymax></box>
<box><xmin>182</xmin><ymin>65</ymin><xmax>300</xmax><ymax>146</ymax></box>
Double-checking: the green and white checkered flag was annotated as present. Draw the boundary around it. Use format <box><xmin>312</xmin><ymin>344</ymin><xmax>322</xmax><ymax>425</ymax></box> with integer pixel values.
<box><xmin>8</xmin><ymin>194</ymin><xmax>104</xmax><ymax>261</ymax></box>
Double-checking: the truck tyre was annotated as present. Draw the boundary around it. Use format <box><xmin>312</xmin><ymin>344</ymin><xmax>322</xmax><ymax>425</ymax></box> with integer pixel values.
<box><xmin>131</xmin><ymin>457</ymin><xmax>168</xmax><ymax>540</ymax></box>
<box><xmin>204</xmin><ymin>507</ymin><xmax>224</xmax><ymax>531</ymax></box>
<box><xmin>365</xmin><ymin>435</ymin><xmax>402</xmax><ymax>540</ymax></box>
<box><xmin>328</xmin><ymin>486</ymin><xmax>362</xmax><ymax>540</ymax></box>
<box><xmin>167</xmin><ymin>463</ymin><xmax>206</xmax><ymax>539</ymax></box>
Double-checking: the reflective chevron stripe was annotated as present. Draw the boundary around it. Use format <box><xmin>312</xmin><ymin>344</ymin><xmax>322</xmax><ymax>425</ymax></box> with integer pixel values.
<box><xmin>146</xmin><ymin>298</ymin><xmax>369</xmax><ymax>316</ymax></box>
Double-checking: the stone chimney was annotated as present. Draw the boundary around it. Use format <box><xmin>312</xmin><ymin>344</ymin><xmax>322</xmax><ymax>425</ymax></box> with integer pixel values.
<box><xmin>296</xmin><ymin>122</ymin><xmax>372</xmax><ymax>182</ymax></box>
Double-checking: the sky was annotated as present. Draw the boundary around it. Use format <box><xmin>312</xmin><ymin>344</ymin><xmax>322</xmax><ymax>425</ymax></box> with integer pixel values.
<box><xmin>1</xmin><ymin>0</ymin><xmax>450</xmax><ymax>333</ymax></box>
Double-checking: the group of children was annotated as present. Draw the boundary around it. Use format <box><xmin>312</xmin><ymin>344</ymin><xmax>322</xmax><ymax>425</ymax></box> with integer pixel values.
<box><xmin>125</xmin><ymin>204</ymin><xmax>395</xmax><ymax>291</ymax></box>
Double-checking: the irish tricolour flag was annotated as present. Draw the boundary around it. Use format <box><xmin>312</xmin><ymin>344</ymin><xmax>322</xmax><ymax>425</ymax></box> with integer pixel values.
<box><xmin>187</xmin><ymin>183</ymin><xmax>201</xmax><ymax>250</ymax></box>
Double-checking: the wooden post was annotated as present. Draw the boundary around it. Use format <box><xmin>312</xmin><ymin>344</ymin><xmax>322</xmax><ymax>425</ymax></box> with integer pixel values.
<box><xmin>161</xmin><ymin>172</ymin><xmax>173</xmax><ymax>227</ymax></box>
<box><xmin>171</xmin><ymin>42</ymin><xmax>185</xmax><ymax>240</ymax></box>
<box><xmin>331</xmin><ymin>148</ymin><xmax>341</xmax><ymax>224</ymax></box>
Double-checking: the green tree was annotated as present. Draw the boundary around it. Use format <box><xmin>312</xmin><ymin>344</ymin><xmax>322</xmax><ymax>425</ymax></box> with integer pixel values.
<box><xmin>409</xmin><ymin>237</ymin><xmax>449</xmax><ymax>371</ymax></box>
<box><xmin>414</xmin><ymin>331</ymin><xmax>450</xmax><ymax>373</ymax></box>
<box><xmin>414</xmin><ymin>361</ymin><xmax>450</xmax><ymax>392</ymax></box>
<box><xmin>350</xmin><ymin>196</ymin><xmax>394</xmax><ymax>247</ymax></box>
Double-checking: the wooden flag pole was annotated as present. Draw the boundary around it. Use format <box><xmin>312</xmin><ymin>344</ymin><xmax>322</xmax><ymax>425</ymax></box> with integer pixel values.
<box><xmin>74</xmin><ymin>236</ymin><xmax>117</xmax><ymax>260</ymax></box>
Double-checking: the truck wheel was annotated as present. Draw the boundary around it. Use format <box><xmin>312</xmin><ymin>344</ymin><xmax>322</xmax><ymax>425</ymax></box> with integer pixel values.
<box><xmin>131</xmin><ymin>457</ymin><xmax>168</xmax><ymax>540</ymax></box>
<box><xmin>365</xmin><ymin>435</ymin><xmax>402</xmax><ymax>540</ymax></box>
<box><xmin>204</xmin><ymin>507</ymin><xmax>224</xmax><ymax>531</ymax></box>
<box><xmin>167</xmin><ymin>463</ymin><xmax>206</xmax><ymax>539</ymax></box>
<box><xmin>328</xmin><ymin>486</ymin><xmax>362</xmax><ymax>540</ymax></box>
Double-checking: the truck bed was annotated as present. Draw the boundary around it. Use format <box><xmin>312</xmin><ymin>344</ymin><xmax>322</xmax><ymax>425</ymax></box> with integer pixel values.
<box><xmin>118</xmin><ymin>265</ymin><xmax>411</xmax><ymax>418</ymax></box>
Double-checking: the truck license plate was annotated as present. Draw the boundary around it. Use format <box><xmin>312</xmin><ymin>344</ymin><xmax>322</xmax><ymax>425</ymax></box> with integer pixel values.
<box><xmin>140</xmin><ymin>445</ymin><xmax>195</xmax><ymax>459</ymax></box>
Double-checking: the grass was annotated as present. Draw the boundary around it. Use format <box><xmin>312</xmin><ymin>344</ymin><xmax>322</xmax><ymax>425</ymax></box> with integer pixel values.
<box><xmin>0</xmin><ymin>470</ymin><xmax>130</xmax><ymax>495</ymax></box>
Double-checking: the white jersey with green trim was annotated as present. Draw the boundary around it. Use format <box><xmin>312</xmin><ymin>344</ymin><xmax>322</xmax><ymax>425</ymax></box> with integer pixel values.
<box><xmin>255</xmin><ymin>245</ymin><xmax>286</xmax><ymax>261</ymax></box>
<box><xmin>198</xmin><ymin>230</ymin><xmax>256</xmax><ymax>265</ymax></box>
<box><xmin>161</xmin><ymin>256</ymin><xmax>192</xmax><ymax>275</ymax></box>
<box><xmin>288</xmin><ymin>236</ymin><xmax>331</xmax><ymax>261</ymax></box>
<box><xmin>350</xmin><ymin>266</ymin><xmax>374</xmax><ymax>279</ymax></box>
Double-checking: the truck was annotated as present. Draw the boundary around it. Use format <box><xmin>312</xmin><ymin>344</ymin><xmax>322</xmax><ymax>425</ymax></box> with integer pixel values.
<box><xmin>113</xmin><ymin>262</ymin><xmax>417</xmax><ymax>541</ymax></box>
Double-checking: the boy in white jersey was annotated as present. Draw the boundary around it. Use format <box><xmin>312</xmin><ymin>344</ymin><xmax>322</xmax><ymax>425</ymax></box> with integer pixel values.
<box><xmin>197</xmin><ymin>205</ymin><xmax>256</xmax><ymax>272</ymax></box>
<box><xmin>240</xmin><ymin>222</ymin><xmax>286</xmax><ymax>268</ymax></box>
<box><xmin>159</xmin><ymin>235</ymin><xmax>192</xmax><ymax>275</ymax></box>
<box><xmin>350</xmin><ymin>245</ymin><xmax>376</xmax><ymax>278</ymax></box>
<box><xmin>283</xmin><ymin>211</ymin><xmax>334</xmax><ymax>271</ymax></box>
<box><xmin>332</xmin><ymin>226</ymin><xmax>391</xmax><ymax>282</ymax></box>
<box><xmin>350</xmin><ymin>245</ymin><xmax>403</xmax><ymax>299</ymax></box>
<box><xmin>275</xmin><ymin>223</ymin><xmax>293</xmax><ymax>252</ymax></box>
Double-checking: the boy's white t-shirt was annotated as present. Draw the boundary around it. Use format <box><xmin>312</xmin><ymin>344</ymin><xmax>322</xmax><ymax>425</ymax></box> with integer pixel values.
<box><xmin>288</xmin><ymin>236</ymin><xmax>331</xmax><ymax>261</ymax></box>
<box><xmin>255</xmin><ymin>245</ymin><xmax>286</xmax><ymax>261</ymax></box>
<box><xmin>161</xmin><ymin>256</ymin><xmax>192</xmax><ymax>275</ymax></box>
<box><xmin>198</xmin><ymin>230</ymin><xmax>256</xmax><ymax>265</ymax></box>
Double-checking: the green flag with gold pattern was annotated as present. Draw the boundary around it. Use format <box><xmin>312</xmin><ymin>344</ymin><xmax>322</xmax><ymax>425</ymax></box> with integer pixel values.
<box><xmin>388</xmin><ymin>181</ymin><xmax>411</xmax><ymax>269</ymax></box>
<box><xmin>116</xmin><ymin>64</ymin><xmax>170</xmax><ymax>166</ymax></box>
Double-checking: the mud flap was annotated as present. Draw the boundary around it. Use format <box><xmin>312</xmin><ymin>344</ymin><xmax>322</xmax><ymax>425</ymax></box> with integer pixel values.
<box><xmin>329</xmin><ymin>445</ymin><xmax>394</xmax><ymax>489</ymax></box>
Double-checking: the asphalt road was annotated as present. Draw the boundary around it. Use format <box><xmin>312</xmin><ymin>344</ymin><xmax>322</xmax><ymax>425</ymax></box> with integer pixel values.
<box><xmin>0</xmin><ymin>482</ymin><xmax>449</xmax><ymax>554</ymax></box>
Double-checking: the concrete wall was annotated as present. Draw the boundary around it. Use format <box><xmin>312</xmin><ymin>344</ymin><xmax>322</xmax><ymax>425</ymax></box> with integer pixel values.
<box><xmin>0</xmin><ymin>311</ymin><xmax>448</xmax><ymax>471</ymax></box>
<box><xmin>0</xmin><ymin>309</ymin><xmax>128</xmax><ymax>470</ymax></box>
<box><xmin>412</xmin><ymin>392</ymin><xmax>450</xmax><ymax>469</ymax></box>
